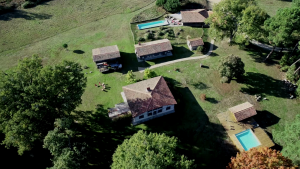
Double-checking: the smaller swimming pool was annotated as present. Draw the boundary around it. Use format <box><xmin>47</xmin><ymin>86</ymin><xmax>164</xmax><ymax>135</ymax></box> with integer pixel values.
<box><xmin>235</xmin><ymin>129</ymin><xmax>261</xmax><ymax>151</ymax></box>
<box><xmin>137</xmin><ymin>20</ymin><xmax>169</xmax><ymax>30</ymax></box>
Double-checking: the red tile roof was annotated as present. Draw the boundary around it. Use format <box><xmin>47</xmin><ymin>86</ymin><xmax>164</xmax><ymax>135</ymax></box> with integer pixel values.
<box><xmin>188</xmin><ymin>38</ymin><xmax>204</xmax><ymax>47</ymax></box>
<box><xmin>229</xmin><ymin>102</ymin><xmax>257</xmax><ymax>122</ymax></box>
<box><xmin>134</xmin><ymin>39</ymin><xmax>172</xmax><ymax>57</ymax></box>
<box><xmin>92</xmin><ymin>45</ymin><xmax>120</xmax><ymax>62</ymax></box>
<box><xmin>181</xmin><ymin>9</ymin><xmax>211</xmax><ymax>23</ymax></box>
<box><xmin>122</xmin><ymin>76</ymin><xmax>177</xmax><ymax>117</ymax></box>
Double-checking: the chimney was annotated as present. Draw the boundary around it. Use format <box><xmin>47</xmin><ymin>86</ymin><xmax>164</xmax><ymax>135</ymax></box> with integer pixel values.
<box><xmin>138</xmin><ymin>41</ymin><xmax>141</xmax><ymax>45</ymax></box>
<box><xmin>146</xmin><ymin>87</ymin><xmax>151</xmax><ymax>92</ymax></box>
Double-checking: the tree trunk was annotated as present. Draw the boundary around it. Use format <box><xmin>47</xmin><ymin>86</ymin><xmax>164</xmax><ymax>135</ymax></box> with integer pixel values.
<box><xmin>291</xmin><ymin>58</ymin><xmax>300</xmax><ymax>67</ymax></box>
<box><xmin>289</xmin><ymin>41</ymin><xmax>299</xmax><ymax>59</ymax></box>
<box><xmin>294</xmin><ymin>66</ymin><xmax>300</xmax><ymax>74</ymax></box>
<box><xmin>264</xmin><ymin>45</ymin><xmax>276</xmax><ymax>62</ymax></box>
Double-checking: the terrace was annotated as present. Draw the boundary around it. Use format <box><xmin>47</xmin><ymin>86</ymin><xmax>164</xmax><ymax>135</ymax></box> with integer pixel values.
<box><xmin>217</xmin><ymin>102</ymin><xmax>275</xmax><ymax>151</ymax></box>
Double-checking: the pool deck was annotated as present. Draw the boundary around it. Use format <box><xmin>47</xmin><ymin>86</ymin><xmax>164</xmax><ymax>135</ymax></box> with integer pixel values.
<box><xmin>217</xmin><ymin>111</ymin><xmax>275</xmax><ymax>151</ymax></box>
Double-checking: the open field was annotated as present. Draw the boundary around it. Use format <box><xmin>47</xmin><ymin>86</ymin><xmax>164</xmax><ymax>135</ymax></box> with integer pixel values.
<box><xmin>0</xmin><ymin>0</ymin><xmax>298</xmax><ymax>168</ymax></box>
<box><xmin>257</xmin><ymin>0</ymin><xmax>292</xmax><ymax>16</ymax></box>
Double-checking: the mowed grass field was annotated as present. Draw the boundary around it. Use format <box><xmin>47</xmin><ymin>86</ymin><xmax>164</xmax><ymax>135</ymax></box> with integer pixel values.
<box><xmin>257</xmin><ymin>0</ymin><xmax>292</xmax><ymax>16</ymax></box>
<box><xmin>0</xmin><ymin>0</ymin><xmax>298</xmax><ymax>168</ymax></box>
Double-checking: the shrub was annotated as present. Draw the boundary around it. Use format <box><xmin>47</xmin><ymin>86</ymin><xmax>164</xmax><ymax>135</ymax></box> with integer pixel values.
<box><xmin>22</xmin><ymin>1</ymin><xmax>36</xmax><ymax>9</ymax></box>
<box><xmin>144</xmin><ymin>32</ymin><xmax>153</xmax><ymax>40</ymax></box>
<box><xmin>62</xmin><ymin>43</ymin><xmax>68</xmax><ymax>49</ymax></box>
<box><xmin>281</xmin><ymin>65</ymin><xmax>289</xmax><ymax>72</ymax></box>
<box><xmin>197</xmin><ymin>46</ymin><xmax>204</xmax><ymax>53</ymax></box>
<box><xmin>126</xmin><ymin>70</ymin><xmax>136</xmax><ymax>84</ymax></box>
<box><xmin>143</xmin><ymin>68</ymin><xmax>157</xmax><ymax>79</ymax></box>
<box><xmin>220</xmin><ymin>76</ymin><xmax>230</xmax><ymax>83</ymax></box>
<box><xmin>286</xmin><ymin>65</ymin><xmax>298</xmax><ymax>83</ymax></box>
<box><xmin>138</xmin><ymin>37</ymin><xmax>145</xmax><ymax>41</ymax></box>
<box><xmin>156</xmin><ymin>0</ymin><xmax>166</xmax><ymax>7</ymax></box>
<box><xmin>158</xmin><ymin>31</ymin><xmax>164</xmax><ymax>36</ymax></box>
<box><xmin>280</xmin><ymin>53</ymin><xmax>290</xmax><ymax>67</ymax></box>
<box><xmin>200</xmin><ymin>94</ymin><xmax>206</xmax><ymax>101</ymax></box>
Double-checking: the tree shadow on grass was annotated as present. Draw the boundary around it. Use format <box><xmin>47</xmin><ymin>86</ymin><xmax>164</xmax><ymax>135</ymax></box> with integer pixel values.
<box><xmin>206</xmin><ymin>97</ymin><xmax>219</xmax><ymax>104</ymax></box>
<box><xmin>254</xmin><ymin>110</ymin><xmax>280</xmax><ymax>129</ymax></box>
<box><xmin>73</xmin><ymin>50</ymin><xmax>85</xmax><ymax>54</ymax></box>
<box><xmin>0</xmin><ymin>133</ymin><xmax>52</xmax><ymax>168</ymax></box>
<box><xmin>140</xmin><ymin>77</ymin><xmax>237</xmax><ymax>168</ymax></box>
<box><xmin>244</xmin><ymin>44</ymin><xmax>279</xmax><ymax>66</ymax></box>
<box><xmin>192</xmin><ymin>81</ymin><xmax>209</xmax><ymax>90</ymax></box>
<box><xmin>240</xmin><ymin>72</ymin><xmax>287</xmax><ymax>98</ymax></box>
<box><xmin>73</xmin><ymin>105</ymin><xmax>138</xmax><ymax>168</ymax></box>
<box><xmin>0</xmin><ymin>10</ymin><xmax>52</xmax><ymax>21</ymax></box>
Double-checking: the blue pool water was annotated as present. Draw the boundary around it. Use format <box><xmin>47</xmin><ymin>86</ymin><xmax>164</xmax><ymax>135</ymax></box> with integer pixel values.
<box><xmin>235</xmin><ymin>129</ymin><xmax>261</xmax><ymax>151</ymax></box>
<box><xmin>137</xmin><ymin>20</ymin><xmax>168</xmax><ymax>30</ymax></box>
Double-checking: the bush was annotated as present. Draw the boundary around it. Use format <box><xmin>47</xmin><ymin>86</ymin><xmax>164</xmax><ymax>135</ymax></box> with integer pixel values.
<box><xmin>220</xmin><ymin>76</ymin><xmax>230</xmax><ymax>83</ymax></box>
<box><xmin>156</xmin><ymin>0</ymin><xmax>166</xmax><ymax>7</ymax></box>
<box><xmin>280</xmin><ymin>53</ymin><xmax>290</xmax><ymax>67</ymax></box>
<box><xmin>281</xmin><ymin>65</ymin><xmax>289</xmax><ymax>72</ymax></box>
<box><xmin>137</xmin><ymin>37</ymin><xmax>145</xmax><ymax>41</ymax></box>
<box><xmin>158</xmin><ymin>31</ymin><xmax>164</xmax><ymax>36</ymax></box>
<box><xmin>164</xmin><ymin>0</ymin><xmax>181</xmax><ymax>13</ymax></box>
<box><xmin>62</xmin><ymin>44</ymin><xmax>68</xmax><ymax>49</ymax></box>
<box><xmin>126</xmin><ymin>70</ymin><xmax>137</xmax><ymax>84</ymax></box>
<box><xmin>200</xmin><ymin>94</ymin><xmax>206</xmax><ymax>101</ymax></box>
<box><xmin>144</xmin><ymin>32</ymin><xmax>153</xmax><ymax>40</ymax></box>
<box><xmin>22</xmin><ymin>1</ymin><xmax>36</xmax><ymax>9</ymax></box>
<box><xmin>144</xmin><ymin>68</ymin><xmax>157</xmax><ymax>79</ymax></box>
<box><xmin>286</xmin><ymin>65</ymin><xmax>298</xmax><ymax>83</ymax></box>
<box><xmin>197</xmin><ymin>46</ymin><xmax>204</xmax><ymax>53</ymax></box>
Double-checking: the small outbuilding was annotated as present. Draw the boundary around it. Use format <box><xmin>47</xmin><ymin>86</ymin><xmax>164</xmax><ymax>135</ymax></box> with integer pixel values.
<box><xmin>92</xmin><ymin>45</ymin><xmax>122</xmax><ymax>72</ymax></box>
<box><xmin>181</xmin><ymin>9</ymin><xmax>212</xmax><ymax>27</ymax></box>
<box><xmin>229</xmin><ymin>102</ymin><xmax>257</xmax><ymax>122</ymax></box>
<box><xmin>187</xmin><ymin>38</ymin><xmax>204</xmax><ymax>51</ymax></box>
<box><xmin>134</xmin><ymin>39</ymin><xmax>173</xmax><ymax>62</ymax></box>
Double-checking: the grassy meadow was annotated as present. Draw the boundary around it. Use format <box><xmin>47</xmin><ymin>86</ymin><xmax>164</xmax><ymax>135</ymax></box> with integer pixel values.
<box><xmin>0</xmin><ymin>0</ymin><xmax>298</xmax><ymax>168</ymax></box>
<box><xmin>257</xmin><ymin>0</ymin><xmax>292</xmax><ymax>16</ymax></box>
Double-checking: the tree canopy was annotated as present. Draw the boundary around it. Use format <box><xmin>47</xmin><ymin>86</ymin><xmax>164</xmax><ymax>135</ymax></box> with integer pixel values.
<box><xmin>205</xmin><ymin>0</ymin><xmax>259</xmax><ymax>42</ymax></box>
<box><xmin>218</xmin><ymin>54</ymin><xmax>245</xmax><ymax>83</ymax></box>
<box><xmin>0</xmin><ymin>55</ymin><xmax>87</xmax><ymax>155</ymax></box>
<box><xmin>125</xmin><ymin>70</ymin><xmax>136</xmax><ymax>84</ymax></box>
<box><xmin>273</xmin><ymin>115</ymin><xmax>300</xmax><ymax>166</ymax></box>
<box><xmin>43</xmin><ymin>118</ymin><xmax>89</xmax><ymax>169</ymax></box>
<box><xmin>226</xmin><ymin>147</ymin><xmax>297</xmax><ymax>169</ymax></box>
<box><xmin>111</xmin><ymin>130</ymin><xmax>195</xmax><ymax>169</ymax></box>
<box><xmin>156</xmin><ymin>0</ymin><xmax>180</xmax><ymax>13</ymax></box>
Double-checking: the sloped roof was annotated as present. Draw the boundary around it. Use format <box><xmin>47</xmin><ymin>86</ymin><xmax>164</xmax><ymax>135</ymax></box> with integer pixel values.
<box><xmin>229</xmin><ymin>102</ymin><xmax>257</xmax><ymax>122</ymax></box>
<box><xmin>122</xmin><ymin>76</ymin><xmax>177</xmax><ymax>117</ymax></box>
<box><xmin>188</xmin><ymin>38</ymin><xmax>204</xmax><ymax>47</ymax></box>
<box><xmin>92</xmin><ymin>45</ymin><xmax>120</xmax><ymax>62</ymax></box>
<box><xmin>181</xmin><ymin>9</ymin><xmax>211</xmax><ymax>23</ymax></box>
<box><xmin>134</xmin><ymin>39</ymin><xmax>172</xmax><ymax>57</ymax></box>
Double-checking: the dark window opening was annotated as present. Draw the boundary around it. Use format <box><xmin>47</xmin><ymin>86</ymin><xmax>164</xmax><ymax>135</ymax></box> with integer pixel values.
<box><xmin>166</xmin><ymin>106</ymin><xmax>171</xmax><ymax>110</ymax></box>
<box><xmin>158</xmin><ymin>109</ymin><xmax>162</xmax><ymax>113</ymax></box>
<box><xmin>139</xmin><ymin>115</ymin><xmax>144</xmax><ymax>119</ymax></box>
<box><xmin>153</xmin><ymin>111</ymin><xmax>157</xmax><ymax>115</ymax></box>
<box><xmin>148</xmin><ymin>113</ymin><xmax>152</xmax><ymax>116</ymax></box>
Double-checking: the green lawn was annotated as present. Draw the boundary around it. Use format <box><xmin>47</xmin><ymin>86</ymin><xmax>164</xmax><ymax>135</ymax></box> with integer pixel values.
<box><xmin>0</xmin><ymin>0</ymin><xmax>299</xmax><ymax>168</ymax></box>
<box><xmin>131</xmin><ymin>3</ymin><xmax>166</xmax><ymax>23</ymax></box>
<box><xmin>257</xmin><ymin>0</ymin><xmax>292</xmax><ymax>16</ymax></box>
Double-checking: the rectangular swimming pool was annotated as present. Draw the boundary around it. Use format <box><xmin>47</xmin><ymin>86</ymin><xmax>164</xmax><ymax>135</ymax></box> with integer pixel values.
<box><xmin>137</xmin><ymin>20</ymin><xmax>169</xmax><ymax>30</ymax></box>
<box><xmin>235</xmin><ymin>129</ymin><xmax>261</xmax><ymax>151</ymax></box>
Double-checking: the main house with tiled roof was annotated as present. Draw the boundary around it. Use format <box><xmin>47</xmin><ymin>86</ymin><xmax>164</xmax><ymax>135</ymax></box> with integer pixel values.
<box><xmin>121</xmin><ymin>76</ymin><xmax>177</xmax><ymax>125</ymax></box>
<box><xmin>181</xmin><ymin>9</ymin><xmax>212</xmax><ymax>27</ymax></box>
<box><xmin>134</xmin><ymin>39</ymin><xmax>173</xmax><ymax>62</ymax></box>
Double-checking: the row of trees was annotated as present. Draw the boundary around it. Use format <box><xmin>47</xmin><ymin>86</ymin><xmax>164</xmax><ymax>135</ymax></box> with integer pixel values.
<box><xmin>205</xmin><ymin>0</ymin><xmax>300</xmax><ymax>62</ymax></box>
<box><xmin>0</xmin><ymin>55</ymin><xmax>87</xmax><ymax>168</ymax></box>
<box><xmin>125</xmin><ymin>68</ymin><xmax>157</xmax><ymax>84</ymax></box>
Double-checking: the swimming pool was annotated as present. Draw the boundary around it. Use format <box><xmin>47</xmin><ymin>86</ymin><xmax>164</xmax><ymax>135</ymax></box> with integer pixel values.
<box><xmin>137</xmin><ymin>20</ymin><xmax>169</xmax><ymax>30</ymax></box>
<box><xmin>235</xmin><ymin>129</ymin><xmax>261</xmax><ymax>151</ymax></box>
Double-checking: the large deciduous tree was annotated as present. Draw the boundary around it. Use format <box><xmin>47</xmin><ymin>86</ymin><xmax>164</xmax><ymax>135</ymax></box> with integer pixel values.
<box><xmin>205</xmin><ymin>0</ymin><xmax>258</xmax><ymax>43</ymax></box>
<box><xmin>273</xmin><ymin>115</ymin><xmax>300</xmax><ymax>166</ymax></box>
<box><xmin>218</xmin><ymin>54</ymin><xmax>245</xmax><ymax>83</ymax></box>
<box><xmin>0</xmin><ymin>55</ymin><xmax>87</xmax><ymax>155</ymax></box>
<box><xmin>238</xmin><ymin>5</ymin><xmax>269</xmax><ymax>41</ymax></box>
<box><xmin>264</xmin><ymin>6</ymin><xmax>300</xmax><ymax>61</ymax></box>
<box><xmin>156</xmin><ymin>0</ymin><xmax>180</xmax><ymax>13</ymax></box>
<box><xmin>111</xmin><ymin>130</ymin><xmax>195</xmax><ymax>169</ymax></box>
<box><xmin>226</xmin><ymin>147</ymin><xmax>297</xmax><ymax>169</ymax></box>
<box><xmin>44</xmin><ymin>118</ymin><xmax>89</xmax><ymax>169</ymax></box>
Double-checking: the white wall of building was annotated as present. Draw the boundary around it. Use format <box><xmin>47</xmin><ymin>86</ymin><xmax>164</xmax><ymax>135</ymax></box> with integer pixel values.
<box><xmin>132</xmin><ymin>105</ymin><xmax>175</xmax><ymax>125</ymax></box>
